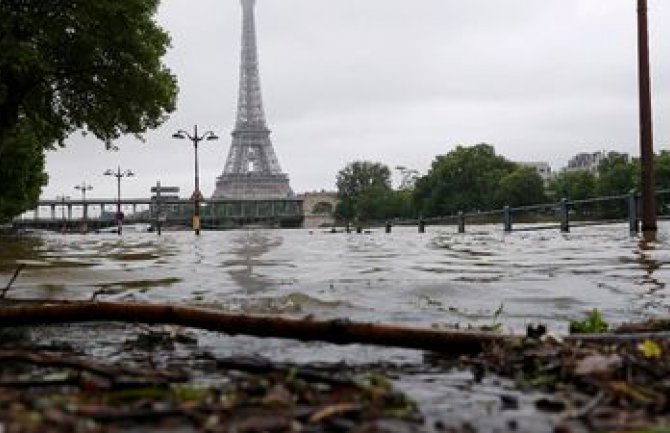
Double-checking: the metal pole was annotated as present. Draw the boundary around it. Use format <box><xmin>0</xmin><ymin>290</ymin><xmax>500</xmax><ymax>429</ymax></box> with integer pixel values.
<box><xmin>637</xmin><ymin>0</ymin><xmax>657</xmax><ymax>233</ymax></box>
<box><xmin>503</xmin><ymin>206</ymin><xmax>512</xmax><ymax>233</ymax></box>
<box><xmin>458</xmin><ymin>211</ymin><xmax>465</xmax><ymax>234</ymax></box>
<box><xmin>155</xmin><ymin>181</ymin><xmax>162</xmax><ymax>236</ymax></box>
<box><xmin>82</xmin><ymin>188</ymin><xmax>87</xmax><ymax>222</ymax></box>
<box><xmin>117</xmin><ymin>168</ymin><xmax>122</xmax><ymax>236</ymax></box>
<box><xmin>628</xmin><ymin>189</ymin><xmax>640</xmax><ymax>234</ymax></box>
<box><xmin>194</xmin><ymin>125</ymin><xmax>201</xmax><ymax>236</ymax></box>
<box><xmin>560</xmin><ymin>198</ymin><xmax>570</xmax><ymax>233</ymax></box>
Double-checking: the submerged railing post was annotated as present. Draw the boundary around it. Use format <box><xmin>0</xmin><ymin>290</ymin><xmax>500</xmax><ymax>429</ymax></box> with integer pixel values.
<box><xmin>503</xmin><ymin>206</ymin><xmax>512</xmax><ymax>233</ymax></box>
<box><xmin>458</xmin><ymin>211</ymin><xmax>465</xmax><ymax>233</ymax></box>
<box><xmin>385</xmin><ymin>221</ymin><xmax>392</xmax><ymax>234</ymax></box>
<box><xmin>418</xmin><ymin>217</ymin><xmax>426</xmax><ymax>234</ymax></box>
<box><xmin>629</xmin><ymin>189</ymin><xmax>640</xmax><ymax>234</ymax></box>
<box><xmin>560</xmin><ymin>198</ymin><xmax>570</xmax><ymax>233</ymax></box>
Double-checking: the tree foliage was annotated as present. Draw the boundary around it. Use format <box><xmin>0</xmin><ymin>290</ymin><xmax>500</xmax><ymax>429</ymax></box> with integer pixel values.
<box><xmin>0</xmin><ymin>124</ymin><xmax>47</xmax><ymax>222</ymax></box>
<box><xmin>495</xmin><ymin>166</ymin><xmax>547</xmax><ymax>208</ymax></box>
<box><xmin>654</xmin><ymin>151</ymin><xmax>670</xmax><ymax>214</ymax></box>
<box><xmin>547</xmin><ymin>170</ymin><xmax>597</xmax><ymax>201</ymax></box>
<box><xmin>335</xmin><ymin>161</ymin><xmax>393</xmax><ymax>222</ymax></box>
<box><xmin>0</xmin><ymin>0</ymin><xmax>178</xmax><ymax>220</ymax></box>
<box><xmin>412</xmin><ymin>144</ymin><xmax>517</xmax><ymax>216</ymax></box>
<box><xmin>595</xmin><ymin>153</ymin><xmax>637</xmax><ymax>197</ymax></box>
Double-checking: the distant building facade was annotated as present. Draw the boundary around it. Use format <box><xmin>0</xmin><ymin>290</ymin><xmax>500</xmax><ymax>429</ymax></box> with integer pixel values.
<box><xmin>518</xmin><ymin>161</ymin><xmax>553</xmax><ymax>183</ymax></box>
<box><xmin>564</xmin><ymin>151</ymin><xmax>630</xmax><ymax>175</ymax></box>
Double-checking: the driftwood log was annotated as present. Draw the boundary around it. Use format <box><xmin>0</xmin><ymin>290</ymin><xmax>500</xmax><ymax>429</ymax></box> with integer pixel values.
<box><xmin>0</xmin><ymin>301</ymin><xmax>512</xmax><ymax>354</ymax></box>
<box><xmin>0</xmin><ymin>301</ymin><xmax>668</xmax><ymax>354</ymax></box>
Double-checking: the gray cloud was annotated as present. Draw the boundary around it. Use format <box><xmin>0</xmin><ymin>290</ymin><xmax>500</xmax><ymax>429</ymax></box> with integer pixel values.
<box><xmin>44</xmin><ymin>0</ymin><xmax>669</xmax><ymax>200</ymax></box>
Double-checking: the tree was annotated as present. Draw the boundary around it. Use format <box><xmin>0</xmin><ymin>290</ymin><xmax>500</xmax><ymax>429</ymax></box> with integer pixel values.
<box><xmin>595</xmin><ymin>153</ymin><xmax>637</xmax><ymax>197</ymax></box>
<box><xmin>655</xmin><ymin>151</ymin><xmax>670</xmax><ymax>190</ymax></box>
<box><xmin>547</xmin><ymin>170</ymin><xmax>597</xmax><ymax>202</ymax></box>
<box><xmin>335</xmin><ymin>161</ymin><xmax>392</xmax><ymax>222</ymax></box>
<box><xmin>495</xmin><ymin>166</ymin><xmax>547</xmax><ymax>208</ymax></box>
<box><xmin>654</xmin><ymin>151</ymin><xmax>670</xmax><ymax>214</ymax></box>
<box><xmin>0</xmin><ymin>124</ymin><xmax>48</xmax><ymax>222</ymax></box>
<box><xmin>413</xmin><ymin>143</ymin><xmax>517</xmax><ymax>216</ymax></box>
<box><xmin>0</xmin><ymin>0</ymin><xmax>178</xmax><ymax>220</ymax></box>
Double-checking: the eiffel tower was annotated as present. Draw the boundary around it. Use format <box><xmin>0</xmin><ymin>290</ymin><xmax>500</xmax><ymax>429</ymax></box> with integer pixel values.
<box><xmin>213</xmin><ymin>0</ymin><xmax>293</xmax><ymax>200</ymax></box>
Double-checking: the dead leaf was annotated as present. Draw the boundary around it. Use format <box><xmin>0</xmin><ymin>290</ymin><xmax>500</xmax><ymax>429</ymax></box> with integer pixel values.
<box><xmin>309</xmin><ymin>402</ymin><xmax>361</xmax><ymax>423</ymax></box>
<box><xmin>574</xmin><ymin>354</ymin><xmax>622</xmax><ymax>376</ymax></box>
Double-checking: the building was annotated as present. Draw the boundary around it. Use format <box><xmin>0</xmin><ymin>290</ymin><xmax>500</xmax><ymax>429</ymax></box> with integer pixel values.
<box><xmin>518</xmin><ymin>161</ymin><xmax>553</xmax><ymax>183</ymax></box>
<box><xmin>564</xmin><ymin>151</ymin><xmax>630</xmax><ymax>175</ymax></box>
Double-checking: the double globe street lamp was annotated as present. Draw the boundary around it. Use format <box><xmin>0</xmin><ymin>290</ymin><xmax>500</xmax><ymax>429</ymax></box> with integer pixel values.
<box><xmin>104</xmin><ymin>167</ymin><xmax>134</xmax><ymax>235</ymax></box>
<box><xmin>74</xmin><ymin>182</ymin><xmax>93</xmax><ymax>220</ymax></box>
<box><xmin>172</xmin><ymin>125</ymin><xmax>219</xmax><ymax>236</ymax></box>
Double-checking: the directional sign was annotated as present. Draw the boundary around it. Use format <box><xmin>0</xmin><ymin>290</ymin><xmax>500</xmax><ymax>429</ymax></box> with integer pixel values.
<box><xmin>151</xmin><ymin>186</ymin><xmax>180</xmax><ymax>194</ymax></box>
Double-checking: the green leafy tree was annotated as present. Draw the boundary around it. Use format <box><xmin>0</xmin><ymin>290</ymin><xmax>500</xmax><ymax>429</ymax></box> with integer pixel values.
<box><xmin>495</xmin><ymin>166</ymin><xmax>547</xmax><ymax>207</ymax></box>
<box><xmin>0</xmin><ymin>124</ymin><xmax>48</xmax><ymax>221</ymax></box>
<box><xmin>0</xmin><ymin>0</ymin><xmax>178</xmax><ymax>220</ymax></box>
<box><xmin>335</xmin><ymin>161</ymin><xmax>392</xmax><ymax>222</ymax></box>
<box><xmin>413</xmin><ymin>143</ymin><xmax>517</xmax><ymax>216</ymax></box>
<box><xmin>547</xmin><ymin>170</ymin><xmax>597</xmax><ymax>201</ymax></box>
<box><xmin>594</xmin><ymin>154</ymin><xmax>637</xmax><ymax>218</ymax></box>
<box><xmin>654</xmin><ymin>151</ymin><xmax>670</xmax><ymax>190</ymax></box>
<box><xmin>654</xmin><ymin>151</ymin><xmax>670</xmax><ymax>214</ymax></box>
<box><xmin>595</xmin><ymin>153</ymin><xmax>637</xmax><ymax>197</ymax></box>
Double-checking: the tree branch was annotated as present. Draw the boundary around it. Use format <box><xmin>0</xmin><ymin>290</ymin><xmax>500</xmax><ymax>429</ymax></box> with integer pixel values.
<box><xmin>0</xmin><ymin>301</ymin><xmax>510</xmax><ymax>354</ymax></box>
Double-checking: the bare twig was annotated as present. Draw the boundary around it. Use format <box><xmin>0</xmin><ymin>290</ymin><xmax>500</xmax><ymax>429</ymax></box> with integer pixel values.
<box><xmin>0</xmin><ymin>350</ymin><xmax>188</xmax><ymax>382</ymax></box>
<box><xmin>1</xmin><ymin>263</ymin><xmax>26</xmax><ymax>298</ymax></box>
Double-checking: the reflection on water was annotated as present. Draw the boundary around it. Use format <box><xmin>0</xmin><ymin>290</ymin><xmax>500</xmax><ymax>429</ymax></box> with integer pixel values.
<box><xmin>1</xmin><ymin>222</ymin><xmax>669</xmax><ymax>334</ymax></box>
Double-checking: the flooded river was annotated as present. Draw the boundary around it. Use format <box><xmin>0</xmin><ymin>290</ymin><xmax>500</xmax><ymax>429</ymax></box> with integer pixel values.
<box><xmin>1</xmin><ymin>222</ymin><xmax>669</xmax><ymax>430</ymax></box>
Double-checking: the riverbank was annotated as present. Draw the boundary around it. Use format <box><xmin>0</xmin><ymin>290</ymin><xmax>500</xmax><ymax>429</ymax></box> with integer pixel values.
<box><xmin>1</xmin><ymin>317</ymin><xmax>670</xmax><ymax>432</ymax></box>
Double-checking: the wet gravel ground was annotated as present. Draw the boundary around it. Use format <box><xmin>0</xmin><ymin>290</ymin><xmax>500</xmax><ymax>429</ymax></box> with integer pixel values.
<box><xmin>2</xmin><ymin>320</ymin><xmax>670</xmax><ymax>432</ymax></box>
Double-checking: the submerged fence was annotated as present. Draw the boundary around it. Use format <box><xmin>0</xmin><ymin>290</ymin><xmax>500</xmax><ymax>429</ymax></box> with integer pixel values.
<box><xmin>385</xmin><ymin>189</ymin><xmax>670</xmax><ymax>235</ymax></box>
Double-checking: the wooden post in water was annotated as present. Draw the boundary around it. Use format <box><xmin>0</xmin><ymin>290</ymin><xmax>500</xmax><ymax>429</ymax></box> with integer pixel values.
<box><xmin>637</xmin><ymin>0</ymin><xmax>657</xmax><ymax>233</ymax></box>
<box><xmin>458</xmin><ymin>211</ymin><xmax>465</xmax><ymax>233</ymax></box>
<box><xmin>503</xmin><ymin>206</ymin><xmax>512</xmax><ymax>233</ymax></box>
<box><xmin>560</xmin><ymin>198</ymin><xmax>570</xmax><ymax>233</ymax></box>
<box><xmin>628</xmin><ymin>189</ymin><xmax>640</xmax><ymax>234</ymax></box>
<box><xmin>155</xmin><ymin>181</ymin><xmax>162</xmax><ymax>236</ymax></box>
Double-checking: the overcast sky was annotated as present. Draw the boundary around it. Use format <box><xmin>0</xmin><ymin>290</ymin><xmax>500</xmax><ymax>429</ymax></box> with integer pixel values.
<box><xmin>43</xmin><ymin>0</ymin><xmax>670</xmax><ymax>200</ymax></box>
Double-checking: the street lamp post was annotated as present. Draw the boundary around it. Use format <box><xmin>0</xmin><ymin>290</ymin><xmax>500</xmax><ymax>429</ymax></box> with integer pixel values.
<box><xmin>74</xmin><ymin>182</ymin><xmax>93</xmax><ymax>231</ymax></box>
<box><xmin>104</xmin><ymin>166</ymin><xmax>134</xmax><ymax>236</ymax></box>
<box><xmin>56</xmin><ymin>195</ymin><xmax>70</xmax><ymax>234</ymax></box>
<box><xmin>172</xmin><ymin>125</ymin><xmax>219</xmax><ymax>236</ymax></box>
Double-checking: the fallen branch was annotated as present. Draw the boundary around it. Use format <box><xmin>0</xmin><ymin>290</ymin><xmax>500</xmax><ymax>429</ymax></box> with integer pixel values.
<box><xmin>0</xmin><ymin>301</ymin><xmax>668</xmax><ymax>354</ymax></box>
<box><xmin>0</xmin><ymin>301</ymin><xmax>511</xmax><ymax>354</ymax></box>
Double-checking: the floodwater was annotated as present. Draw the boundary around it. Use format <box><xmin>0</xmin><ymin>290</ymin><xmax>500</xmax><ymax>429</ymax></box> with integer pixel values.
<box><xmin>1</xmin><ymin>222</ymin><xmax>669</xmax><ymax>431</ymax></box>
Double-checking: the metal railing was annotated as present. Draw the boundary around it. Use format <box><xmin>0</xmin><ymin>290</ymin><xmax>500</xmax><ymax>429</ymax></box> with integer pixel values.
<box><xmin>383</xmin><ymin>189</ymin><xmax>670</xmax><ymax>235</ymax></box>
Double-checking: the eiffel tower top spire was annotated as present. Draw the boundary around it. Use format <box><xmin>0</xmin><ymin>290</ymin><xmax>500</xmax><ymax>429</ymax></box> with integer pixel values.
<box><xmin>236</xmin><ymin>0</ymin><xmax>267</xmax><ymax>131</ymax></box>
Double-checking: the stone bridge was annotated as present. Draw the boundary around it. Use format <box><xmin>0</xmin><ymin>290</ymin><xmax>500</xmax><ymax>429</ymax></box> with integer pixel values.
<box><xmin>298</xmin><ymin>191</ymin><xmax>338</xmax><ymax>228</ymax></box>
